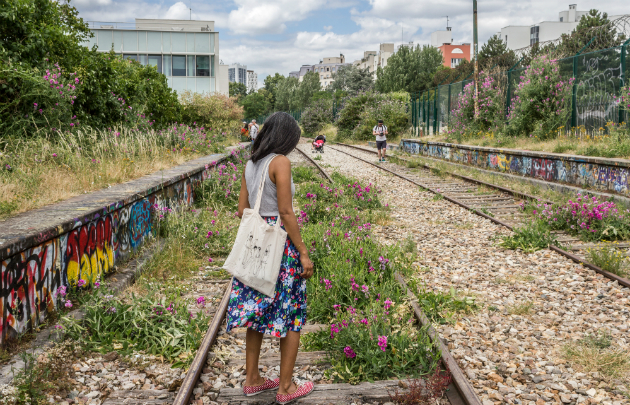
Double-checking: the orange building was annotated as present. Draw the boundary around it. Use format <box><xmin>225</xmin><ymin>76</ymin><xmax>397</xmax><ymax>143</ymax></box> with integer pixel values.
<box><xmin>437</xmin><ymin>43</ymin><xmax>471</xmax><ymax>68</ymax></box>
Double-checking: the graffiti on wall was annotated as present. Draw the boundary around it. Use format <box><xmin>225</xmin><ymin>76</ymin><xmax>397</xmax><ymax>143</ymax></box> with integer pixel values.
<box><xmin>0</xmin><ymin>158</ymin><xmax>223</xmax><ymax>344</ymax></box>
<box><xmin>401</xmin><ymin>140</ymin><xmax>630</xmax><ymax>196</ymax></box>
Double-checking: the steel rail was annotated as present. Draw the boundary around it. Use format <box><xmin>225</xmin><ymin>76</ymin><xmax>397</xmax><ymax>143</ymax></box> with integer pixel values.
<box><xmin>329</xmin><ymin>142</ymin><xmax>630</xmax><ymax>290</ymax></box>
<box><xmin>295</xmin><ymin>143</ymin><xmax>478</xmax><ymax>405</ymax></box>
<box><xmin>293</xmin><ymin>143</ymin><xmax>333</xmax><ymax>182</ymax></box>
<box><xmin>173</xmin><ymin>278</ymin><xmax>233</xmax><ymax>405</ymax></box>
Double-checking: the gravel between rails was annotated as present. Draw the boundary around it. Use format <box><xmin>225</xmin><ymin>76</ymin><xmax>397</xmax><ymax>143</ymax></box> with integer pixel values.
<box><xmin>299</xmin><ymin>144</ymin><xmax>630</xmax><ymax>405</ymax></box>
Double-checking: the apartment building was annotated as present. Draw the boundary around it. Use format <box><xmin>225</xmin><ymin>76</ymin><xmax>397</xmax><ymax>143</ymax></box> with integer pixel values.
<box><xmin>228</xmin><ymin>63</ymin><xmax>247</xmax><ymax>86</ymax></box>
<box><xmin>86</xmin><ymin>19</ymin><xmax>228</xmax><ymax>95</ymax></box>
<box><xmin>498</xmin><ymin>4</ymin><xmax>589</xmax><ymax>50</ymax></box>
<box><xmin>291</xmin><ymin>55</ymin><xmax>351</xmax><ymax>88</ymax></box>
<box><xmin>246</xmin><ymin>70</ymin><xmax>257</xmax><ymax>92</ymax></box>
<box><xmin>431</xmin><ymin>27</ymin><xmax>472</xmax><ymax>68</ymax></box>
<box><xmin>353</xmin><ymin>51</ymin><xmax>377</xmax><ymax>72</ymax></box>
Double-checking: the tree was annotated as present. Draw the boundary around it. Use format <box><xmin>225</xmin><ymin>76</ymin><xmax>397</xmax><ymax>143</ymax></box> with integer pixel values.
<box><xmin>479</xmin><ymin>34</ymin><xmax>517</xmax><ymax>69</ymax></box>
<box><xmin>229</xmin><ymin>81</ymin><xmax>248</xmax><ymax>98</ymax></box>
<box><xmin>0</xmin><ymin>0</ymin><xmax>91</xmax><ymax>70</ymax></box>
<box><xmin>557</xmin><ymin>9</ymin><xmax>622</xmax><ymax>56</ymax></box>
<box><xmin>263</xmin><ymin>72</ymin><xmax>285</xmax><ymax>109</ymax></box>
<box><xmin>329</xmin><ymin>65</ymin><xmax>374</xmax><ymax>94</ymax></box>
<box><xmin>274</xmin><ymin>76</ymin><xmax>299</xmax><ymax>111</ymax></box>
<box><xmin>375</xmin><ymin>45</ymin><xmax>443</xmax><ymax>94</ymax></box>
<box><xmin>240</xmin><ymin>89</ymin><xmax>272</xmax><ymax>120</ymax></box>
<box><xmin>295</xmin><ymin>72</ymin><xmax>321</xmax><ymax>109</ymax></box>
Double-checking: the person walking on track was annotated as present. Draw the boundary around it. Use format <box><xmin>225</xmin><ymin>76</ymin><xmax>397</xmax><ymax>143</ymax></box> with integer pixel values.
<box><xmin>373</xmin><ymin>119</ymin><xmax>388</xmax><ymax>162</ymax></box>
<box><xmin>227</xmin><ymin>112</ymin><xmax>315</xmax><ymax>403</ymax></box>
<box><xmin>249</xmin><ymin>119</ymin><xmax>259</xmax><ymax>141</ymax></box>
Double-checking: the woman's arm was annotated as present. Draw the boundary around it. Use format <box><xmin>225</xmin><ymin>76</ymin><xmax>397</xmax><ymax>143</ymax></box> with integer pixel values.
<box><xmin>237</xmin><ymin>170</ymin><xmax>250</xmax><ymax>218</ymax></box>
<box><xmin>269</xmin><ymin>156</ymin><xmax>314</xmax><ymax>280</ymax></box>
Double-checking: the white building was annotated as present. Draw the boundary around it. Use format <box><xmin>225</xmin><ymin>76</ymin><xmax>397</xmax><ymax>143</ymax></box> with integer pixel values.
<box><xmin>431</xmin><ymin>29</ymin><xmax>453</xmax><ymax>47</ymax></box>
<box><xmin>373</xmin><ymin>43</ymin><xmax>395</xmax><ymax>79</ymax></box>
<box><xmin>293</xmin><ymin>55</ymin><xmax>351</xmax><ymax>88</ymax></box>
<box><xmin>228</xmin><ymin>63</ymin><xmax>247</xmax><ymax>86</ymax></box>
<box><xmin>86</xmin><ymin>19</ymin><xmax>228</xmax><ymax>95</ymax></box>
<box><xmin>246</xmin><ymin>70</ymin><xmax>257</xmax><ymax>92</ymax></box>
<box><xmin>498</xmin><ymin>4</ymin><xmax>589</xmax><ymax>50</ymax></box>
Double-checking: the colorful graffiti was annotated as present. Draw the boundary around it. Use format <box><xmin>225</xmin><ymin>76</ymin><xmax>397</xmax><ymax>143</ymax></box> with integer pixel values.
<box><xmin>0</xmin><ymin>155</ymin><xmax>227</xmax><ymax>344</ymax></box>
<box><xmin>400</xmin><ymin>140</ymin><xmax>630</xmax><ymax>197</ymax></box>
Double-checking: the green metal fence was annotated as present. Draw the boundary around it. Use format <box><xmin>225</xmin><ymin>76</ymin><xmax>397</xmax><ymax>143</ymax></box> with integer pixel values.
<box><xmin>255</xmin><ymin>109</ymin><xmax>303</xmax><ymax>126</ymax></box>
<box><xmin>410</xmin><ymin>40</ymin><xmax>630</xmax><ymax>137</ymax></box>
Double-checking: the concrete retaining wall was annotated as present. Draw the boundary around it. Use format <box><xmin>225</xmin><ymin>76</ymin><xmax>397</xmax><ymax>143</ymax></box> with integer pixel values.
<box><xmin>400</xmin><ymin>139</ymin><xmax>630</xmax><ymax>197</ymax></box>
<box><xmin>0</xmin><ymin>149</ymin><xmax>242</xmax><ymax>344</ymax></box>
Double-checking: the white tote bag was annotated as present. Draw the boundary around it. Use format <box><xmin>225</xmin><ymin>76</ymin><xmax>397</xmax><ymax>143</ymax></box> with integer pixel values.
<box><xmin>223</xmin><ymin>155</ymin><xmax>288</xmax><ymax>297</ymax></box>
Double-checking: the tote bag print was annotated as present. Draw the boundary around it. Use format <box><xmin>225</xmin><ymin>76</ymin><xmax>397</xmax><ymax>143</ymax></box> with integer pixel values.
<box><xmin>223</xmin><ymin>155</ymin><xmax>287</xmax><ymax>297</ymax></box>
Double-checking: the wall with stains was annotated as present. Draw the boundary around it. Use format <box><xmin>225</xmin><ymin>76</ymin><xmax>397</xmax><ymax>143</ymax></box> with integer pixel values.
<box><xmin>399</xmin><ymin>140</ymin><xmax>630</xmax><ymax>196</ymax></box>
<box><xmin>0</xmin><ymin>155</ymin><xmax>230</xmax><ymax>344</ymax></box>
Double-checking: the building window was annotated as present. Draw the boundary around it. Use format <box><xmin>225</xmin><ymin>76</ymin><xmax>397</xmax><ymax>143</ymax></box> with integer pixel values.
<box><xmin>148</xmin><ymin>55</ymin><xmax>162</xmax><ymax>73</ymax></box>
<box><xmin>163</xmin><ymin>55</ymin><xmax>172</xmax><ymax>76</ymax></box>
<box><xmin>530</xmin><ymin>26</ymin><xmax>539</xmax><ymax>46</ymax></box>
<box><xmin>139</xmin><ymin>54</ymin><xmax>148</xmax><ymax>66</ymax></box>
<box><xmin>238</xmin><ymin>68</ymin><xmax>246</xmax><ymax>85</ymax></box>
<box><xmin>196</xmin><ymin>56</ymin><xmax>210</xmax><ymax>76</ymax></box>
<box><xmin>326</xmin><ymin>67</ymin><xmax>330</xmax><ymax>71</ymax></box>
<box><xmin>451</xmin><ymin>58</ymin><xmax>464</xmax><ymax>68</ymax></box>
<box><xmin>187</xmin><ymin>55</ymin><xmax>195</xmax><ymax>76</ymax></box>
<box><xmin>228</xmin><ymin>68</ymin><xmax>235</xmax><ymax>82</ymax></box>
<box><xmin>125</xmin><ymin>54</ymin><xmax>138</xmax><ymax>62</ymax></box>
<box><xmin>173</xmin><ymin>55</ymin><xmax>186</xmax><ymax>76</ymax></box>
<box><xmin>560</xmin><ymin>17</ymin><xmax>563</xmax><ymax>22</ymax></box>
<box><xmin>505</xmin><ymin>35</ymin><xmax>508</xmax><ymax>42</ymax></box>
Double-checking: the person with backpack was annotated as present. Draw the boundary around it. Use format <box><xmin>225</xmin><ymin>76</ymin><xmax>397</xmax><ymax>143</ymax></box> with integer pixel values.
<box><xmin>249</xmin><ymin>119</ymin><xmax>259</xmax><ymax>141</ymax></box>
<box><xmin>373</xmin><ymin>119</ymin><xmax>388</xmax><ymax>162</ymax></box>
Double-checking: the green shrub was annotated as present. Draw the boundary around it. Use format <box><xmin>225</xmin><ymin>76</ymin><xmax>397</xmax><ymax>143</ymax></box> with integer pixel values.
<box><xmin>499</xmin><ymin>219</ymin><xmax>561</xmax><ymax>252</ymax></box>
<box><xmin>301</xmin><ymin>99</ymin><xmax>333</xmax><ymax>136</ymax></box>
<box><xmin>336</xmin><ymin>92</ymin><xmax>409</xmax><ymax>141</ymax></box>
<box><xmin>504</xmin><ymin>56</ymin><xmax>573</xmax><ymax>139</ymax></box>
<box><xmin>179</xmin><ymin>90</ymin><xmax>243</xmax><ymax>132</ymax></box>
<box><xmin>586</xmin><ymin>243</ymin><xmax>628</xmax><ymax>277</ymax></box>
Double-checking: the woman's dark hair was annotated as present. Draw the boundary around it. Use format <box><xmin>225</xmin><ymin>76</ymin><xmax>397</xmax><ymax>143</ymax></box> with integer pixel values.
<box><xmin>250</xmin><ymin>112</ymin><xmax>301</xmax><ymax>163</ymax></box>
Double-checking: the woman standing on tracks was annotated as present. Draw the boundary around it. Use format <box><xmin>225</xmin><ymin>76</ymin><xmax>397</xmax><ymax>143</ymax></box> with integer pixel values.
<box><xmin>228</xmin><ymin>112</ymin><xmax>315</xmax><ymax>403</ymax></box>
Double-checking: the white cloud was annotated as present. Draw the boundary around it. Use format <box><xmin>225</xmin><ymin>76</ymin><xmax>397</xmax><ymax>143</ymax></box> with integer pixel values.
<box><xmin>323</xmin><ymin>25</ymin><xmax>333</xmax><ymax>31</ymax></box>
<box><xmin>164</xmin><ymin>2</ymin><xmax>190</xmax><ymax>20</ymax></box>
<box><xmin>226</xmin><ymin>0</ymin><xmax>330</xmax><ymax>35</ymax></box>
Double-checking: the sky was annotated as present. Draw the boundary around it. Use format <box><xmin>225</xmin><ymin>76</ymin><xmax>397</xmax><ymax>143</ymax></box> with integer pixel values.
<box><xmin>73</xmin><ymin>0</ymin><xmax>628</xmax><ymax>88</ymax></box>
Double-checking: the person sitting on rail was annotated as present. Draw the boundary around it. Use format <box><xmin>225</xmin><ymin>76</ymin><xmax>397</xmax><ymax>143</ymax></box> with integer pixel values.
<box><xmin>228</xmin><ymin>112</ymin><xmax>315</xmax><ymax>403</ymax></box>
<box><xmin>311</xmin><ymin>134</ymin><xmax>326</xmax><ymax>153</ymax></box>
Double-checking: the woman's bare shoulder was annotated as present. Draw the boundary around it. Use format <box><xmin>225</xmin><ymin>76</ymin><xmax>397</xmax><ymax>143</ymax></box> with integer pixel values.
<box><xmin>270</xmin><ymin>155</ymin><xmax>291</xmax><ymax>169</ymax></box>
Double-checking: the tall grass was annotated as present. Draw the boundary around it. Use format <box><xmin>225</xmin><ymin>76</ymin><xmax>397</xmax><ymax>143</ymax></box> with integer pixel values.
<box><xmin>0</xmin><ymin>124</ymin><xmax>239</xmax><ymax>217</ymax></box>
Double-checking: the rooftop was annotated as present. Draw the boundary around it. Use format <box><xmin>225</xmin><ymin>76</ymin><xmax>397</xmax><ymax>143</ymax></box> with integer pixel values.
<box><xmin>88</xmin><ymin>19</ymin><xmax>215</xmax><ymax>32</ymax></box>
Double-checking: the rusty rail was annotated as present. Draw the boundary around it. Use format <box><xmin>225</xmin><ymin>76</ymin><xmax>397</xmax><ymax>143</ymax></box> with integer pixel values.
<box><xmin>293</xmin><ymin>143</ymin><xmax>334</xmax><ymax>183</ymax></box>
<box><xmin>172</xmin><ymin>279</ymin><xmax>233</xmax><ymax>405</ymax></box>
<box><xmin>329</xmin><ymin>142</ymin><xmax>630</xmax><ymax>291</ymax></box>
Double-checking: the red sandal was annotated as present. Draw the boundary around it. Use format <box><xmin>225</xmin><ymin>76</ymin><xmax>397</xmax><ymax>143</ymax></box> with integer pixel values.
<box><xmin>242</xmin><ymin>378</ymin><xmax>280</xmax><ymax>397</ymax></box>
<box><xmin>275</xmin><ymin>381</ymin><xmax>314</xmax><ymax>404</ymax></box>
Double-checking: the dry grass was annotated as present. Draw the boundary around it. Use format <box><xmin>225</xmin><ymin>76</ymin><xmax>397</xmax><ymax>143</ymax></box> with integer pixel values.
<box><xmin>0</xmin><ymin>126</ymin><xmax>240</xmax><ymax>219</ymax></box>
<box><xmin>506</xmin><ymin>301</ymin><xmax>534</xmax><ymax>315</ymax></box>
<box><xmin>563</xmin><ymin>332</ymin><xmax>630</xmax><ymax>383</ymax></box>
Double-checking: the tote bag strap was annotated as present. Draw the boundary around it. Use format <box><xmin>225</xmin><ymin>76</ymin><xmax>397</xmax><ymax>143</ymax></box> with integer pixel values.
<box><xmin>252</xmin><ymin>155</ymin><xmax>282</xmax><ymax>228</ymax></box>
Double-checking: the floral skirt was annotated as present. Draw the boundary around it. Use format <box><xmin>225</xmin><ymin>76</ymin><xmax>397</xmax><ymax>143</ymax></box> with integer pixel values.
<box><xmin>226</xmin><ymin>216</ymin><xmax>307</xmax><ymax>338</ymax></box>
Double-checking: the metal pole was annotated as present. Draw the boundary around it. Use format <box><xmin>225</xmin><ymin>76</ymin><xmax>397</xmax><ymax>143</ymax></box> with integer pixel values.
<box><xmin>473</xmin><ymin>0</ymin><xmax>479</xmax><ymax>119</ymax></box>
<box><xmin>619</xmin><ymin>39</ymin><xmax>630</xmax><ymax>126</ymax></box>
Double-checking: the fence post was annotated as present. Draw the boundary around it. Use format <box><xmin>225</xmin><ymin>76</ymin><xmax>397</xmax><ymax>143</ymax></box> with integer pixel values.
<box><xmin>620</xmin><ymin>39</ymin><xmax>630</xmax><ymax>126</ymax></box>
<box><xmin>447</xmin><ymin>84</ymin><xmax>452</xmax><ymax>131</ymax></box>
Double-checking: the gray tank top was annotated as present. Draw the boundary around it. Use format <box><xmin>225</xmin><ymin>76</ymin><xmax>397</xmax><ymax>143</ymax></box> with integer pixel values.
<box><xmin>245</xmin><ymin>154</ymin><xmax>295</xmax><ymax>216</ymax></box>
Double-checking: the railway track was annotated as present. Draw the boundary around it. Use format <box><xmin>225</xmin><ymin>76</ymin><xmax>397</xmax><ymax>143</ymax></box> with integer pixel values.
<box><xmin>154</xmin><ymin>145</ymin><xmax>482</xmax><ymax>405</ymax></box>
<box><xmin>295</xmin><ymin>142</ymin><xmax>630</xmax><ymax>405</ymax></box>
<box><xmin>326</xmin><ymin>142</ymin><xmax>630</xmax><ymax>290</ymax></box>
<box><xmin>294</xmin><ymin>143</ymin><xmax>479</xmax><ymax>405</ymax></box>
<box><xmin>102</xmin><ymin>142</ymin><xmax>628</xmax><ymax>405</ymax></box>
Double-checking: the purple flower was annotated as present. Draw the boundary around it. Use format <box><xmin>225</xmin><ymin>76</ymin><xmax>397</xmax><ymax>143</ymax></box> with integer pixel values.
<box><xmin>77</xmin><ymin>279</ymin><xmax>86</xmax><ymax>287</ymax></box>
<box><xmin>343</xmin><ymin>346</ymin><xmax>356</xmax><ymax>358</ymax></box>
<box><xmin>64</xmin><ymin>300</ymin><xmax>73</xmax><ymax>308</ymax></box>
<box><xmin>377</xmin><ymin>335</ymin><xmax>388</xmax><ymax>352</ymax></box>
